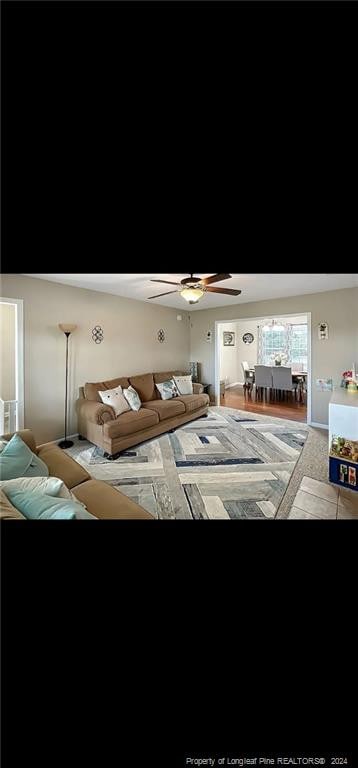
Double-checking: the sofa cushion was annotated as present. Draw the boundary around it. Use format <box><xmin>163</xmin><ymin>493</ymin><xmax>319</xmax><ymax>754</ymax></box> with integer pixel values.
<box><xmin>128</xmin><ymin>373</ymin><xmax>156</xmax><ymax>403</ymax></box>
<box><xmin>72</xmin><ymin>479</ymin><xmax>154</xmax><ymax>519</ymax></box>
<box><xmin>84</xmin><ymin>377</ymin><xmax>130</xmax><ymax>402</ymax></box>
<box><xmin>103</xmin><ymin>408</ymin><xmax>159</xmax><ymax>439</ymax></box>
<box><xmin>176</xmin><ymin>393</ymin><xmax>210</xmax><ymax>413</ymax></box>
<box><xmin>37</xmin><ymin>445</ymin><xmax>91</xmax><ymax>489</ymax></box>
<box><xmin>142</xmin><ymin>399</ymin><xmax>186</xmax><ymax>421</ymax></box>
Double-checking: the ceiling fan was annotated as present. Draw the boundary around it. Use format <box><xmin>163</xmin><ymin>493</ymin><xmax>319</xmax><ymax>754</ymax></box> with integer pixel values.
<box><xmin>147</xmin><ymin>273</ymin><xmax>242</xmax><ymax>304</ymax></box>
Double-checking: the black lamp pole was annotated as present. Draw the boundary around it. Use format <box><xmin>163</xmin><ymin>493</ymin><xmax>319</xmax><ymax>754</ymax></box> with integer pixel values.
<box><xmin>58</xmin><ymin>324</ymin><xmax>76</xmax><ymax>449</ymax></box>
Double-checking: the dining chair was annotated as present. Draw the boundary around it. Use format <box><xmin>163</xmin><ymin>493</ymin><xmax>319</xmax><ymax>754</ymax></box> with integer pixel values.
<box><xmin>241</xmin><ymin>361</ymin><xmax>255</xmax><ymax>394</ymax></box>
<box><xmin>271</xmin><ymin>366</ymin><xmax>297</xmax><ymax>402</ymax></box>
<box><xmin>294</xmin><ymin>362</ymin><xmax>304</xmax><ymax>373</ymax></box>
<box><xmin>292</xmin><ymin>363</ymin><xmax>305</xmax><ymax>401</ymax></box>
<box><xmin>254</xmin><ymin>366</ymin><xmax>273</xmax><ymax>400</ymax></box>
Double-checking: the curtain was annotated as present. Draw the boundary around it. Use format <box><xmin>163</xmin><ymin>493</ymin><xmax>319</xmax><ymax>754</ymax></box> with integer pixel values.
<box><xmin>258</xmin><ymin>323</ymin><xmax>291</xmax><ymax>365</ymax></box>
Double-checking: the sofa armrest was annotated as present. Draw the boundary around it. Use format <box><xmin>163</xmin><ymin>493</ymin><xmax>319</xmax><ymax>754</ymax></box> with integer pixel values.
<box><xmin>193</xmin><ymin>382</ymin><xmax>204</xmax><ymax>394</ymax></box>
<box><xmin>76</xmin><ymin>399</ymin><xmax>115</xmax><ymax>425</ymax></box>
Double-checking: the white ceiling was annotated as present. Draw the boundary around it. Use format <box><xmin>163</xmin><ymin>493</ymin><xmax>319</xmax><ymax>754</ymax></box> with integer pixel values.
<box><xmin>22</xmin><ymin>273</ymin><xmax>358</xmax><ymax>311</ymax></box>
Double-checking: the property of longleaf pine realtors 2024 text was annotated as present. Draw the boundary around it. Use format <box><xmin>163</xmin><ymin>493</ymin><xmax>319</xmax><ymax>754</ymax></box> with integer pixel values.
<box><xmin>186</xmin><ymin>759</ymin><xmax>328</xmax><ymax>767</ymax></box>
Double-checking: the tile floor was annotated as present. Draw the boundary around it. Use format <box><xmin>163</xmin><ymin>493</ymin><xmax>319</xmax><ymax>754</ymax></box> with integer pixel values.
<box><xmin>288</xmin><ymin>476</ymin><xmax>358</xmax><ymax>519</ymax></box>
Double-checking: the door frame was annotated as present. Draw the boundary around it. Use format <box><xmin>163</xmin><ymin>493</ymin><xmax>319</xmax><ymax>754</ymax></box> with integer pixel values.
<box><xmin>0</xmin><ymin>297</ymin><xmax>24</xmax><ymax>430</ymax></box>
<box><xmin>215</xmin><ymin>311</ymin><xmax>312</xmax><ymax>425</ymax></box>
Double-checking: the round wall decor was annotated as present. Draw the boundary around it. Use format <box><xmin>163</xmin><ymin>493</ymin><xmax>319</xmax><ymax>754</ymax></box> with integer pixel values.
<box><xmin>157</xmin><ymin>329</ymin><xmax>165</xmax><ymax>343</ymax></box>
<box><xmin>243</xmin><ymin>332</ymin><xmax>254</xmax><ymax>344</ymax></box>
<box><xmin>92</xmin><ymin>326</ymin><xmax>104</xmax><ymax>343</ymax></box>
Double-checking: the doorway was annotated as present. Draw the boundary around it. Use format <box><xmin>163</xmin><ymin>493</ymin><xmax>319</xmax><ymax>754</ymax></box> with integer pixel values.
<box><xmin>0</xmin><ymin>298</ymin><xmax>24</xmax><ymax>433</ymax></box>
<box><xmin>215</xmin><ymin>312</ymin><xmax>311</xmax><ymax>424</ymax></box>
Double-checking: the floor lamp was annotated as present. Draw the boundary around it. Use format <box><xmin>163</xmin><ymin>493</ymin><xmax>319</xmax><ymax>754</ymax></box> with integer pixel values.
<box><xmin>58</xmin><ymin>324</ymin><xmax>77</xmax><ymax>449</ymax></box>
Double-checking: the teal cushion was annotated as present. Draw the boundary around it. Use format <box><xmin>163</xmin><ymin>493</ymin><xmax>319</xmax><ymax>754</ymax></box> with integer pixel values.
<box><xmin>0</xmin><ymin>434</ymin><xmax>49</xmax><ymax>481</ymax></box>
<box><xmin>6</xmin><ymin>488</ymin><xmax>80</xmax><ymax>520</ymax></box>
<box><xmin>23</xmin><ymin>453</ymin><xmax>49</xmax><ymax>477</ymax></box>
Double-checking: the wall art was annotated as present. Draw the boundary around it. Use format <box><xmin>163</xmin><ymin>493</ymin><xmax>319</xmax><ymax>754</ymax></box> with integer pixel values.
<box><xmin>242</xmin><ymin>332</ymin><xmax>254</xmax><ymax>344</ymax></box>
<box><xmin>92</xmin><ymin>326</ymin><xmax>104</xmax><ymax>343</ymax></box>
<box><xmin>318</xmin><ymin>322</ymin><xmax>329</xmax><ymax>340</ymax></box>
<box><xmin>316</xmin><ymin>377</ymin><xmax>333</xmax><ymax>391</ymax></box>
<box><xmin>157</xmin><ymin>329</ymin><xmax>165</xmax><ymax>343</ymax></box>
<box><xmin>223</xmin><ymin>331</ymin><xmax>235</xmax><ymax>346</ymax></box>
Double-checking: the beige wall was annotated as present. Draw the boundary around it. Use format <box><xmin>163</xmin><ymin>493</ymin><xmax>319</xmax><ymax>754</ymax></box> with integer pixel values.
<box><xmin>233</xmin><ymin>318</ymin><xmax>259</xmax><ymax>384</ymax></box>
<box><xmin>0</xmin><ymin>302</ymin><xmax>16</xmax><ymax>401</ymax></box>
<box><xmin>1</xmin><ymin>275</ymin><xmax>190</xmax><ymax>444</ymax></box>
<box><xmin>190</xmin><ymin>287</ymin><xmax>358</xmax><ymax>425</ymax></box>
<box><xmin>219</xmin><ymin>322</ymin><xmax>239</xmax><ymax>387</ymax></box>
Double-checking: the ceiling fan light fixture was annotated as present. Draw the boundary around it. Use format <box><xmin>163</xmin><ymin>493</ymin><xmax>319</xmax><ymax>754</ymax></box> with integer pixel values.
<box><xmin>180</xmin><ymin>286</ymin><xmax>204</xmax><ymax>303</ymax></box>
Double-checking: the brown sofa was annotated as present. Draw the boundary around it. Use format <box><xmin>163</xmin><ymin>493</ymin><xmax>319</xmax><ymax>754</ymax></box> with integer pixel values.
<box><xmin>0</xmin><ymin>430</ymin><xmax>154</xmax><ymax>520</ymax></box>
<box><xmin>76</xmin><ymin>370</ymin><xmax>210</xmax><ymax>457</ymax></box>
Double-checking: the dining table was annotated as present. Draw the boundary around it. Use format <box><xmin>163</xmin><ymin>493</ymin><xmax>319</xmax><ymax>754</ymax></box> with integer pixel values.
<box><xmin>248</xmin><ymin>367</ymin><xmax>308</xmax><ymax>401</ymax></box>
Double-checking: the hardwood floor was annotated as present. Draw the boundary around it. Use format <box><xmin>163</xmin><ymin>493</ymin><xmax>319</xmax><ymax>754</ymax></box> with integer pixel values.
<box><xmin>220</xmin><ymin>385</ymin><xmax>307</xmax><ymax>423</ymax></box>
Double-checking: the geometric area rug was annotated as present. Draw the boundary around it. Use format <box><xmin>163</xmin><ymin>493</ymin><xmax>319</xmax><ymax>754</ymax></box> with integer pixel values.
<box><xmin>65</xmin><ymin>406</ymin><xmax>309</xmax><ymax>519</ymax></box>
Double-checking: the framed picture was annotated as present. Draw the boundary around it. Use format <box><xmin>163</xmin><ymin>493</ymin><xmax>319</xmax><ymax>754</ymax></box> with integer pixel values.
<box><xmin>242</xmin><ymin>332</ymin><xmax>254</xmax><ymax>344</ymax></box>
<box><xmin>316</xmin><ymin>377</ymin><xmax>333</xmax><ymax>391</ymax></box>
<box><xmin>223</xmin><ymin>331</ymin><xmax>235</xmax><ymax>346</ymax></box>
<box><xmin>348</xmin><ymin>466</ymin><xmax>357</xmax><ymax>486</ymax></box>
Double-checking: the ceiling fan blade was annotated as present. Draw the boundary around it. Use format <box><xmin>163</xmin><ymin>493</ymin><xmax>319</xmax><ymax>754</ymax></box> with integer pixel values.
<box><xmin>200</xmin><ymin>273</ymin><xmax>232</xmax><ymax>286</ymax></box>
<box><xmin>205</xmin><ymin>286</ymin><xmax>242</xmax><ymax>296</ymax></box>
<box><xmin>147</xmin><ymin>290</ymin><xmax>178</xmax><ymax>299</ymax></box>
<box><xmin>150</xmin><ymin>279</ymin><xmax>181</xmax><ymax>286</ymax></box>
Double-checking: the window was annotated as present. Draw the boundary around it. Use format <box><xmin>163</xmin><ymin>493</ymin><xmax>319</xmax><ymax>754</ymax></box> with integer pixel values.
<box><xmin>290</xmin><ymin>324</ymin><xmax>308</xmax><ymax>368</ymax></box>
<box><xmin>259</xmin><ymin>323</ymin><xmax>307</xmax><ymax>368</ymax></box>
<box><xmin>260</xmin><ymin>327</ymin><xmax>287</xmax><ymax>365</ymax></box>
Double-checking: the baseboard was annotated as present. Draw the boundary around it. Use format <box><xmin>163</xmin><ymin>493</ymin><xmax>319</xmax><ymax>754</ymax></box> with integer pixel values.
<box><xmin>225</xmin><ymin>381</ymin><xmax>240</xmax><ymax>389</ymax></box>
<box><xmin>309</xmin><ymin>422</ymin><xmax>329</xmax><ymax>430</ymax></box>
<box><xmin>39</xmin><ymin>433</ymin><xmax>79</xmax><ymax>448</ymax></box>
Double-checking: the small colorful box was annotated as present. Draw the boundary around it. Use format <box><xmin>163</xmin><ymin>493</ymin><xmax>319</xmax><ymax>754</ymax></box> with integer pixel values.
<box><xmin>329</xmin><ymin>456</ymin><xmax>358</xmax><ymax>491</ymax></box>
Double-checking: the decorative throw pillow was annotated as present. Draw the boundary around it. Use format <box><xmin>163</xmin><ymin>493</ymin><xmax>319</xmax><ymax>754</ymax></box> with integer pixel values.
<box><xmin>0</xmin><ymin>488</ymin><xmax>26</xmax><ymax>519</ymax></box>
<box><xmin>98</xmin><ymin>385</ymin><xmax>131</xmax><ymax>417</ymax></box>
<box><xmin>173</xmin><ymin>374</ymin><xmax>193</xmax><ymax>396</ymax></box>
<box><xmin>0</xmin><ymin>475</ymin><xmax>89</xmax><ymax>514</ymax></box>
<box><xmin>0</xmin><ymin>433</ymin><xmax>49</xmax><ymax>481</ymax></box>
<box><xmin>6</xmin><ymin>488</ymin><xmax>83</xmax><ymax>520</ymax></box>
<box><xmin>0</xmin><ymin>475</ymin><xmax>64</xmax><ymax>497</ymax></box>
<box><xmin>123</xmin><ymin>385</ymin><xmax>141</xmax><ymax>411</ymax></box>
<box><xmin>155</xmin><ymin>380</ymin><xmax>179</xmax><ymax>400</ymax></box>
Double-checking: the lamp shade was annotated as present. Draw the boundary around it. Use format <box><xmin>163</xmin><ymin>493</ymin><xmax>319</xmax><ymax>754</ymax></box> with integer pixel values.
<box><xmin>59</xmin><ymin>324</ymin><xmax>77</xmax><ymax>334</ymax></box>
<box><xmin>180</xmin><ymin>287</ymin><xmax>204</xmax><ymax>303</ymax></box>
